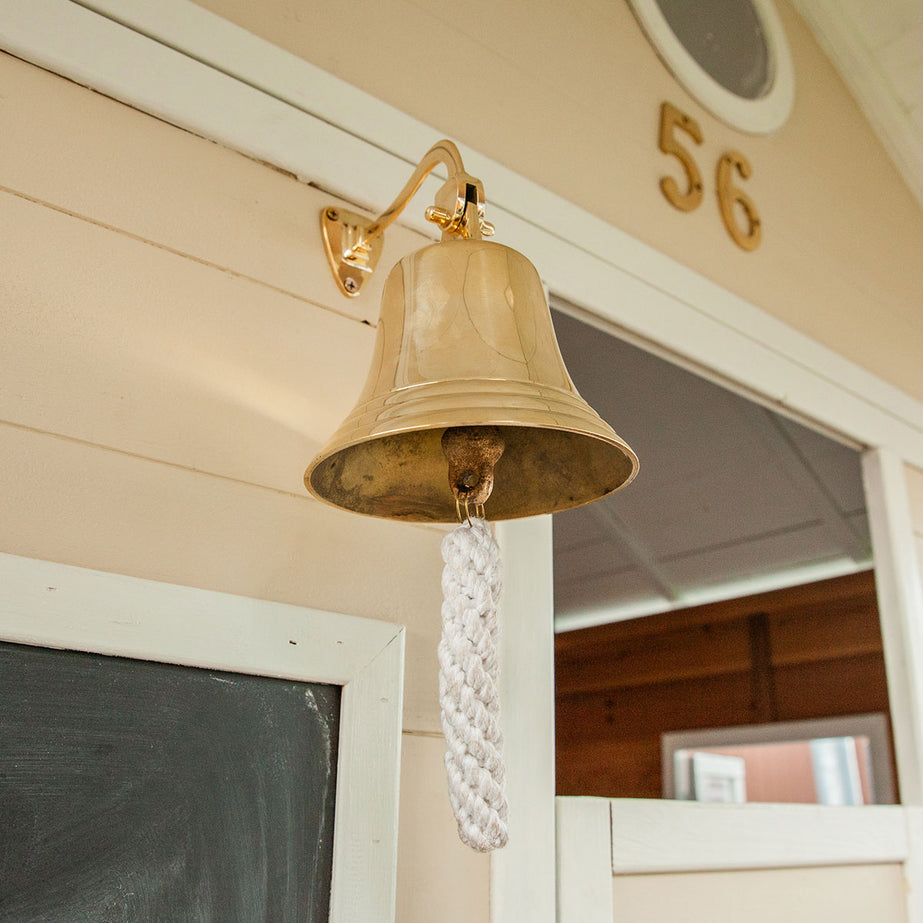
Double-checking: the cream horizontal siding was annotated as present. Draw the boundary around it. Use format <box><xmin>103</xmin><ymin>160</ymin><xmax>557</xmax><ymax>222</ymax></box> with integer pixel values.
<box><xmin>0</xmin><ymin>52</ymin><xmax>484</xmax><ymax>921</ymax></box>
<box><xmin>194</xmin><ymin>0</ymin><xmax>923</xmax><ymax>404</ymax></box>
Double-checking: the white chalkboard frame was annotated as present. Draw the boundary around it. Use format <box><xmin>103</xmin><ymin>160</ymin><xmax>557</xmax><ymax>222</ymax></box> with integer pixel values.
<box><xmin>0</xmin><ymin>550</ymin><xmax>405</xmax><ymax>923</ymax></box>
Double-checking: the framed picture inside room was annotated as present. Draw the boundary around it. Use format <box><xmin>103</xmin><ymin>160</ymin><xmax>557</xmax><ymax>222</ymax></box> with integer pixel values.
<box><xmin>664</xmin><ymin>714</ymin><xmax>896</xmax><ymax>806</ymax></box>
<box><xmin>0</xmin><ymin>552</ymin><xmax>404</xmax><ymax>923</ymax></box>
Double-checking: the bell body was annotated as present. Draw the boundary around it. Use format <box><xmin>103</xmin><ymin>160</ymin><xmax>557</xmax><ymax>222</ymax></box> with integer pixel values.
<box><xmin>305</xmin><ymin>238</ymin><xmax>638</xmax><ymax>521</ymax></box>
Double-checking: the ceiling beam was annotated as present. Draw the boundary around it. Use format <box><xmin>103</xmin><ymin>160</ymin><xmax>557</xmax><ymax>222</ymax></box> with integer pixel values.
<box><xmin>761</xmin><ymin>410</ymin><xmax>873</xmax><ymax>563</ymax></box>
<box><xmin>587</xmin><ymin>501</ymin><xmax>680</xmax><ymax>602</ymax></box>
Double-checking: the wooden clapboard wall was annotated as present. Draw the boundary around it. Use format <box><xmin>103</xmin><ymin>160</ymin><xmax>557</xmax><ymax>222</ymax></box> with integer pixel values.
<box><xmin>555</xmin><ymin>570</ymin><xmax>894</xmax><ymax>799</ymax></box>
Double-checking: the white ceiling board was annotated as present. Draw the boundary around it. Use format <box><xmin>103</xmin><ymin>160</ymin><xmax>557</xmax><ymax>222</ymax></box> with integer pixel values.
<box><xmin>551</xmin><ymin>306</ymin><xmax>869</xmax><ymax>626</ymax></box>
<box><xmin>586</xmin><ymin>503</ymin><xmax>681</xmax><ymax>601</ymax></box>
<box><xmin>554</xmin><ymin>567</ymin><xmax>655</xmax><ymax>618</ymax></box>
<box><xmin>553</xmin><ymin>505</ymin><xmax>613</xmax><ymax>552</ymax></box>
<box><xmin>661</xmin><ymin>524</ymin><xmax>857</xmax><ymax>589</ymax></box>
<box><xmin>846</xmin><ymin>510</ymin><xmax>873</xmax><ymax>547</ymax></box>
<box><xmin>776</xmin><ymin>415</ymin><xmax>868</xmax><ymax>514</ymax></box>
<box><xmin>554</xmin><ymin>539</ymin><xmax>636</xmax><ymax>587</ymax></box>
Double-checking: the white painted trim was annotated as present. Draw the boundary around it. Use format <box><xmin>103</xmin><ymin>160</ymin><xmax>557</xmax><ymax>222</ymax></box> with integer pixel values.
<box><xmin>904</xmin><ymin>808</ymin><xmax>923</xmax><ymax>922</ymax></box>
<box><xmin>626</xmin><ymin>0</ymin><xmax>795</xmax><ymax>133</ymax></box>
<box><xmin>789</xmin><ymin>0</ymin><xmax>923</xmax><ymax>210</ymax></box>
<box><xmin>494</xmin><ymin>516</ymin><xmax>557</xmax><ymax>923</ymax></box>
<box><xmin>0</xmin><ymin>552</ymin><xmax>405</xmax><ymax>923</ymax></box>
<box><xmin>555</xmin><ymin>798</ymin><xmax>613</xmax><ymax>923</ymax></box>
<box><xmin>554</xmin><ymin>557</ymin><xmax>871</xmax><ymax>633</ymax></box>
<box><xmin>863</xmin><ymin>449</ymin><xmax>923</xmax><ymax>807</ymax></box>
<box><xmin>5</xmin><ymin>1</ymin><xmax>923</xmax><ymax>470</ymax></box>
<box><xmin>608</xmin><ymin>798</ymin><xmax>908</xmax><ymax>874</ymax></box>
<box><xmin>553</xmin><ymin>795</ymin><xmax>923</xmax><ymax>921</ymax></box>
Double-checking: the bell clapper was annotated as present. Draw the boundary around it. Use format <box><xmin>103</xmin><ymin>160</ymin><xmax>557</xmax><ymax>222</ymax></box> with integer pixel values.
<box><xmin>441</xmin><ymin>426</ymin><xmax>506</xmax><ymax>519</ymax></box>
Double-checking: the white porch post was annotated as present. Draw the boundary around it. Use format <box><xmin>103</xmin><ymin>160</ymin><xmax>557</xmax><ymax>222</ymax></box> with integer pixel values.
<box><xmin>492</xmin><ymin>515</ymin><xmax>557</xmax><ymax>922</ymax></box>
<box><xmin>863</xmin><ymin>447</ymin><xmax>923</xmax><ymax>805</ymax></box>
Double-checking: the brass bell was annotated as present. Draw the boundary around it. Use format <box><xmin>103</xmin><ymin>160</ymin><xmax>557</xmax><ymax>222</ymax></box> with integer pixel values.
<box><xmin>305</xmin><ymin>142</ymin><xmax>638</xmax><ymax>522</ymax></box>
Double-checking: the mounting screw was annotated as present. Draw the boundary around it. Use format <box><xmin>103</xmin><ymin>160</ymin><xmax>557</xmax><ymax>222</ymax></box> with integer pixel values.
<box><xmin>326</xmin><ymin>207</ymin><xmax>339</xmax><ymax>220</ymax></box>
<box><xmin>425</xmin><ymin>206</ymin><xmax>453</xmax><ymax>228</ymax></box>
<box><xmin>343</xmin><ymin>277</ymin><xmax>359</xmax><ymax>294</ymax></box>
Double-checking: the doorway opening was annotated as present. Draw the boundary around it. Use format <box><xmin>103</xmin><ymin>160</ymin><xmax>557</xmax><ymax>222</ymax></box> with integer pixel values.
<box><xmin>550</xmin><ymin>302</ymin><xmax>896</xmax><ymax>804</ymax></box>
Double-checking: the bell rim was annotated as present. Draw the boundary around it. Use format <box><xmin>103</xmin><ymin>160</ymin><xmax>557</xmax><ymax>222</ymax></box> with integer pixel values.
<box><xmin>304</xmin><ymin>420</ymin><xmax>639</xmax><ymax>522</ymax></box>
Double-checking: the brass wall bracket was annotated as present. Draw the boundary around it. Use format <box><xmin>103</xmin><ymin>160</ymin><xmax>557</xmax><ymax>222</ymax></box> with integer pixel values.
<box><xmin>321</xmin><ymin>207</ymin><xmax>385</xmax><ymax>297</ymax></box>
<box><xmin>321</xmin><ymin>139</ymin><xmax>494</xmax><ymax>298</ymax></box>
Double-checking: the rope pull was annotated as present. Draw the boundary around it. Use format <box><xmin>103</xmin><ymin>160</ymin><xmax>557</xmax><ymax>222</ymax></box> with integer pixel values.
<box><xmin>439</xmin><ymin>516</ymin><xmax>509</xmax><ymax>851</ymax></box>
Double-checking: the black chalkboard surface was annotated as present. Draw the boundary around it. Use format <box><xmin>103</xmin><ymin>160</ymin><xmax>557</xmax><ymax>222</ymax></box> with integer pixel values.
<box><xmin>0</xmin><ymin>640</ymin><xmax>340</xmax><ymax>922</ymax></box>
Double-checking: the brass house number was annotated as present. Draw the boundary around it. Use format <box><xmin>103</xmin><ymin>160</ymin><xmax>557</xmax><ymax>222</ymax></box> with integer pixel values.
<box><xmin>658</xmin><ymin>101</ymin><xmax>762</xmax><ymax>251</ymax></box>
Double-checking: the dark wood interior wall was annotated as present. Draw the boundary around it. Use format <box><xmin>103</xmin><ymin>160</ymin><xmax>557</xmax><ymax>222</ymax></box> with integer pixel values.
<box><xmin>555</xmin><ymin>570</ymin><xmax>894</xmax><ymax>799</ymax></box>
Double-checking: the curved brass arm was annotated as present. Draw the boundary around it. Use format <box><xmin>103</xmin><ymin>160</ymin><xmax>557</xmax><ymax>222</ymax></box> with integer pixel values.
<box><xmin>321</xmin><ymin>139</ymin><xmax>494</xmax><ymax>298</ymax></box>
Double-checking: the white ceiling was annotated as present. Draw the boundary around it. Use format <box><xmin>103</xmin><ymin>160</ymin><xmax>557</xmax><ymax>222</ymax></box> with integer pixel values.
<box><xmin>551</xmin><ymin>304</ymin><xmax>872</xmax><ymax>631</ymax></box>
<box><xmin>792</xmin><ymin>0</ymin><xmax>923</xmax><ymax>208</ymax></box>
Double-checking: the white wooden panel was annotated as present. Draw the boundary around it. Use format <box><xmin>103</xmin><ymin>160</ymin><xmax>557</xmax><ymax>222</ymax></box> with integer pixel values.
<box><xmin>555</xmin><ymin>798</ymin><xmax>612</xmax><ymax>923</ymax></box>
<box><xmin>863</xmin><ymin>448</ymin><xmax>923</xmax><ymax>805</ymax></box>
<box><xmin>612</xmin><ymin>864</ymin><xmax>910</xmax><ymax>923</ymax></box>
<box><xmin>493</xmin><ymin>516</ymin><xmax>556</xmax><ymax>923</ymax></box>
<box><xmin>609</xmin><ymin>799</ymin><xmax>909</xmax><ymax>874</ymax></box>
<box><xmin>0</xmin><ymin>551</ymin><xmax>405</xmax><ymax>923</ymax></box>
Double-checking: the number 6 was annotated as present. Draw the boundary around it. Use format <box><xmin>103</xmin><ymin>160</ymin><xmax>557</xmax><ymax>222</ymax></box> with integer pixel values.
<box><xmin>717</xmin><ymin>151</ymin><xmax>762</xmax><ymax>251</ymax></box>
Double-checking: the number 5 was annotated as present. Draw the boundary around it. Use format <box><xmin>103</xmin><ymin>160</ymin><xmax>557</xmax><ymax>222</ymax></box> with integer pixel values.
<box><xmin>659</xmin><ymin>101</ymin><xmax>704</xmax><ymax>212</ymax></box>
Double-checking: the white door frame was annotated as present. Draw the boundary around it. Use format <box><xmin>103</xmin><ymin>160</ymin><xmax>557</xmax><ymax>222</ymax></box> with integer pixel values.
<box><xmin>3</xmin><ymin>3</ymin><xmax>923</xmax><ymax>920</ymax></box>
<box><xmin>557</xmin><ymin>797</ymin><xmax>923</xmax><ymax>922</ymax></box>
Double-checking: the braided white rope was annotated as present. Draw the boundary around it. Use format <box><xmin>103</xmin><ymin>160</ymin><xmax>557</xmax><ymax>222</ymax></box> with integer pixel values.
<box><xmin>439</xmin><ymin>516</ymin><xmax>509</xmax><ymax>852</ymax></box>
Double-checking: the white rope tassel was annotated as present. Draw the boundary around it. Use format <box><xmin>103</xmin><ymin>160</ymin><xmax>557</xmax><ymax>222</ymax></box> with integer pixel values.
<box><xmin>439</xmin><ymin>516</ymin><xmax>509</xmax><ymax>852</ymax></box>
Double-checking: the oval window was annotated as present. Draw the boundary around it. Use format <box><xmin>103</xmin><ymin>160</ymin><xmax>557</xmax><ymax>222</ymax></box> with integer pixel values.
<box><xmin>628</xmin><ymin>0</ymin><xmax>794</xmax><ymax>133</ymax></box>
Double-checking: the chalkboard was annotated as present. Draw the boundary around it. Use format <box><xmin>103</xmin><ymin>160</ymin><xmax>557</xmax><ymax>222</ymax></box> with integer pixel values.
<box><xmin>0</xmin><ymin>640</ymin><xmax>340</xmax><ymax>922</ymax></box>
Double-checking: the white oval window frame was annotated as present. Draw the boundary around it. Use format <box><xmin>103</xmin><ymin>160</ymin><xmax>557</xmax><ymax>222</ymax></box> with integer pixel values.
<box><xmin>628</xmin><ymin>0</ymin><xmax>795</xmax><ymax>134</ymax></box>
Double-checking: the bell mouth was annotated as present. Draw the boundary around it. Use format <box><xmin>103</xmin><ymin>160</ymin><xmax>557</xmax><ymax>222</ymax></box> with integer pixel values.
<box><xmin>305</xmin><ymin>379</ymin><xmax>638</xmax><ymax>522</ymax></box>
